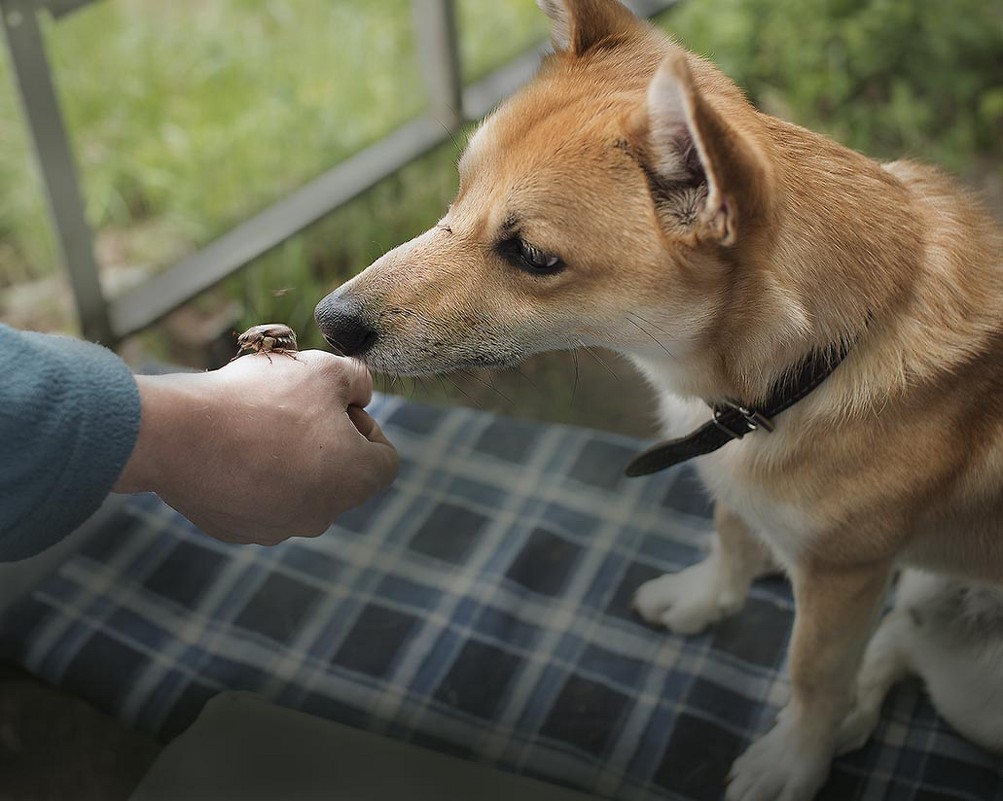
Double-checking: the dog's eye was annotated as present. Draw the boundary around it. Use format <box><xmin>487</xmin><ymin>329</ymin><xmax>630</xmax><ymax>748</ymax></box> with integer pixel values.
<box><xmin>518</xmin><ymin>240</ymin><xmax>563</xmax><ymax>273</ymax></box>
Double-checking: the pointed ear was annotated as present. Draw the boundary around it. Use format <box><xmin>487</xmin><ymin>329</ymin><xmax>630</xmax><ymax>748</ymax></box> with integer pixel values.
<box><xmin>646</xmin><ymin>51</ymin><xmax>769</xmax><ymax>246</ymax></box>
<box><xmin>537</xmin><ymin>0</ymin><xmax>639</xmax><ymax>55</ymax></box>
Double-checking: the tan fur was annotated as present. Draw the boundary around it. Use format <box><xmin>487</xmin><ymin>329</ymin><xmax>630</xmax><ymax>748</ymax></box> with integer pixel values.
<box><xmin>315</xmin><ymin>2</ymin><xmax>1003</xmax><ymax>797</ymax></box>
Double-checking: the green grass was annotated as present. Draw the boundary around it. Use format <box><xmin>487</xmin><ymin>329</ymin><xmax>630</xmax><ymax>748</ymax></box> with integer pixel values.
<box><xmin>0</xmin><ymin>0</ymin><xmax>545</xmax><ymax>294</ymax></box>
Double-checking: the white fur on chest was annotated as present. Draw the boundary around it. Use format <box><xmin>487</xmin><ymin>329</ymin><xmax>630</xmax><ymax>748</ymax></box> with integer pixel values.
<box><xmin>638</xmin><ymin>361</ymin><xmax>819</xmax><ymax>562</ymax></box>
<box><xmin>696</xmin><ymin>450</ymin><xmax>815</xmax><ymax>564</ymax></box>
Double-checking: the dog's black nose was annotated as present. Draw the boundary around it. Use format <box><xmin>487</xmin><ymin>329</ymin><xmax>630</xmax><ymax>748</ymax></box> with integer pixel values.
<box><xmin>314</xmin><ymin>293</ymin><xmax>379</xmax><ymax>357</ymax></box>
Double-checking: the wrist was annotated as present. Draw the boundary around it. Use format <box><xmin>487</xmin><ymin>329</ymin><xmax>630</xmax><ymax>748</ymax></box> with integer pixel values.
<box><xmin>113</xmin><ymin>374</ymin><xmax>198</xmax><ymax>494</ymax></box>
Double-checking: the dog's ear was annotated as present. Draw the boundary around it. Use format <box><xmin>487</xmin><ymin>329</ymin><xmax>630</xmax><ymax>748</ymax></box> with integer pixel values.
<box><xmin>537</xmin><ymin>0</ymin><xmax>639</xmax><ymax>55</ymax></box>
<box><xmin>646</xmin><ymin>51</ymin><xmax>768</xmax><ymax>246</ymax></box>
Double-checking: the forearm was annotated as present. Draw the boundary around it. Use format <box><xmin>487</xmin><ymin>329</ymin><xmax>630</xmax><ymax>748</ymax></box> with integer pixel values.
<box><xmin>0</xmin><ymin>325</ymin><xmax>140</xmax><ymax>561</ymax></box>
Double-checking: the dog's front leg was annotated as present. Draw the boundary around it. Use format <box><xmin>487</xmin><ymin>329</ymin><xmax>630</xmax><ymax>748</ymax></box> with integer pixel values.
<box><xmin>834</xmin><ymin>604</ymin><xmax>913</xmax><ymax>755</ymax></box>
<box><xmin>727</xmin><ymin>559</ymin><xmax>892</xmax><ymax>801</ymax></box>
<box><xmin>634</xmin><ymin>504</ymin><xmax>776</xmax><ymax>634</ymax></box>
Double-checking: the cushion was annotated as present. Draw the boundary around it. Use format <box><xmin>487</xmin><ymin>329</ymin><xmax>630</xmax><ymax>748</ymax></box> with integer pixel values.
<box><xmin>2</xmin><ymin>394</ymin><xmax>1000</xmax><ymax>800</ymax></box>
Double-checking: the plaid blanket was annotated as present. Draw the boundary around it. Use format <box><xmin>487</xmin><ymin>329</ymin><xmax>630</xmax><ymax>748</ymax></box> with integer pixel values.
<box><xmin>2</xmin><ymin>394</ymin><xmax>1000</xmax><ymax>800</ymax></box>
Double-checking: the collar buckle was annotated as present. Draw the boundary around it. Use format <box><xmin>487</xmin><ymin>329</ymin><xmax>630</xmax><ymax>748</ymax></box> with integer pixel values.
<box><xmin>712</xmin><ymin>402</ymin><xmax>775</xmax><ymax>439</ymax></box>
<box><xmin>626</xmin><ymin>342</ymin><xmax>852</xmax><ymax>477</ymax></box>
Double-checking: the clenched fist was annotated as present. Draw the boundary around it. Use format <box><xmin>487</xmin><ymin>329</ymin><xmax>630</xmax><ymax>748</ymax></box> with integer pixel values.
<box><xmin>114</xmin><ymin>350</ymin><xmax>399</xmax><ymax>544</ymax></box>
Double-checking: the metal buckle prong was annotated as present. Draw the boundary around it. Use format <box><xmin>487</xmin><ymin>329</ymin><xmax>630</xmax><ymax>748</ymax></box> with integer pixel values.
<box><xmin>713</xmin><ymin>402</ymin><xmax>775</xmax><ymax>439</ymax></box>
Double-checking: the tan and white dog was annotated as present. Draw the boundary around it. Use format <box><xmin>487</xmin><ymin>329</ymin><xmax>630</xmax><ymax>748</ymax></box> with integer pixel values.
<box><xmin>315</xmin><ymin>1</ymin><xmax>1003</xmax><ymax>798</ymax></box>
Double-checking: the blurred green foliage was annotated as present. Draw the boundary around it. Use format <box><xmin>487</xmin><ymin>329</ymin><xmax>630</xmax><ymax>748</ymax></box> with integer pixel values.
<box><xmin>665</xmin><ymin>0</ymin><xmax>1003</xmax><ymax>171</ymax></box>
<box><xmin>0</xmin><ymin>0</ymin><xmax>542</xmax><ymax>297</ymax></box>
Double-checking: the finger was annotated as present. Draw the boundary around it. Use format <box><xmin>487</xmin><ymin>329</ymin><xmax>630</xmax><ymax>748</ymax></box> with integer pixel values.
<box><xmin>346</xmin><ymin>404</ymin><xmax>374</xmax><ymax>436</ymax></box>
<box><xmin>346</xmin><ymin>406</ymin><xmax>399</xmax><ymax>481</ymax></box>
<box><xmin>368</xmin><ymin>440</ymin><xmax>401</xmax><ymax>487</ymax></box>
<box><xmin>287</xmin><ymin>350</ymin><xmax>374</xmax><ymax>408</ymax></box>
<box><xmin>327</xmin><ymin>356</ymin><xmax>373</xmax><ymax>408</ymax></box>
<box><xmin>346</xmin><ymin>406</ymin><xmax>391</xmax><ymax>445</ymax></box>
<box><xmin>351</xmin><ymin>407</ymin><xmax>398</xmax><ymax>450</ymax></box>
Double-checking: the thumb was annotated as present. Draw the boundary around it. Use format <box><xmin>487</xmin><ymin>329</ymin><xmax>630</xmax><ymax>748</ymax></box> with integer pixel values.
<box><xmin>321</xmin><ymin>355</ymin><xmax>373</xmax><ymax>409</ymax></box>
<box><xmin>346</xmin><ymin>406</ymin><xmax>400</xmax><ymax>485</ymax></box>
<box><xmin>347</xmin><ymin>406</ymin><xmax>394</xmax><ymax>449</ymax></box>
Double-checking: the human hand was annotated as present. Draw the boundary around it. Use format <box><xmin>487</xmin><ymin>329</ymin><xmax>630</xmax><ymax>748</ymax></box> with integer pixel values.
<box><xmin>114</xmin><ymin>351</ymin><xmax>399</xmax><ymax>544</ymax></box>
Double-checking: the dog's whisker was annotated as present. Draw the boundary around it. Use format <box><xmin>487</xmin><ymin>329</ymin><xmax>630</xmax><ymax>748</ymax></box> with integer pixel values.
<box><xmin>442</xmin><ymin>373</ymin><xmax>483</xmax><ymax>409</ymax></box>
<box><xmin>512</xmin><ymin>365</ymin><xmax>540</xmax><ymax>391</ymax></box>
<box><xmin>436</xmin><ymin>374</ymin><xmax>460</xmax><ymax>405</ymax></box>
<box><xmin>322</xmin><ymin>333</ymin><xmax>348</xmax><ymax>357</ymax></box>
<box><xmin>625</xmin><ymin>310</ymin><xmax>673</xmax><ymax>338</ymax></box>
<box><xmin>581</xmin><ymin>344</ymin><xmax>620</xmax><ymax>380</ymax></box>
<box><xmin>458</xmin><ymin>368</ymin><xmax>514</xmax><ymax>406</ymax></box>
<box><xmin>623</xmin><ymin>313</ymin><xmax>675</xmax><ymax>359</ymax></box>
<box><xmin>570</xmin><ymin>348</ymin><xmax>581</xmax><ymax>408</ymax></box>
<box><xmin>566</xmin><ymin>337</ymin><xmax>620</xmax><ymax>381</ymax></box>
<box><xmin>435</xmin><ymin>119</ymin><xmax>463</xmax><ymax>157</ymax></box>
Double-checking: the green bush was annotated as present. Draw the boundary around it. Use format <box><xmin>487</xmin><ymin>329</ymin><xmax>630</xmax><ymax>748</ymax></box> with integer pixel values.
<box><xmin>661</xmin><ymin>0</ymin><xmax>1003</xmax><ymax>172</ymax></box>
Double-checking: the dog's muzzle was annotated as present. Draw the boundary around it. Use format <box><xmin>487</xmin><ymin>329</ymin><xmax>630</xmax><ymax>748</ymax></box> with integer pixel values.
<box><xmin>314</xmin><ymin>290</ymin><xmax>379</xmax><ymax>357</ymax></box>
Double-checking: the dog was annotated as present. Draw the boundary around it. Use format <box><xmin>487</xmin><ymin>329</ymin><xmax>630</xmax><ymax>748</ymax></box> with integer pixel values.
<box><xmin>315</xmin><ymin>1</ymin><xmax>1003</xmax><ymax>798</ymax></box>
<box><xmin>837</xmin><ymin>568</ymin><xmax>1003</xmax><ymax>757</ymax></box>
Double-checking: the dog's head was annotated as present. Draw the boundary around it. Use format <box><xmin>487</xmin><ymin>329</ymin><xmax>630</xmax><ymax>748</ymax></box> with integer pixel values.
<box><xmin>315</xmin><ymin>0</ymin><xmax>780</xmax><ymax>389</ymax></box>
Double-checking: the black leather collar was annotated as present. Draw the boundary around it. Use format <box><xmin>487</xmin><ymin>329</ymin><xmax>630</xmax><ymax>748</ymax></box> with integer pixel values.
<box><xmin>625</xmin><ymin>344</ymin><xmax>850</xmax><ymax>477</ymax></box>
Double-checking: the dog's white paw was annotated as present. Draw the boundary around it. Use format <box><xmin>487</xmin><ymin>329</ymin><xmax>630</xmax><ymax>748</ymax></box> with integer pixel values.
<box><xmin>633</xmin><ymin>559</ymin><xmax>743</xmax><ymax>635</ymax></box>
<box><xmin>726</xmin><ymin>718</ymin><xmax>831</xmax><ymax>801</ymax></box>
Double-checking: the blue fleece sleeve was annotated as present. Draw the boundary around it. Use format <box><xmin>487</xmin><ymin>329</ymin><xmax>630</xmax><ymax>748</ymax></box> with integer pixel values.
<box><xmin>0</xmin><ymin>324</ymin><xmax>141</xmax><ymax>561</ymax></box>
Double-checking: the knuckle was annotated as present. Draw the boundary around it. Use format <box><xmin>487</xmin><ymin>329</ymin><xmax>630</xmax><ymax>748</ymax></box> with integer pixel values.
<box><xmin>327</xmin><ymin>356</ymin><xmax>367</xmax><ymax>391</ymax></box>
<box><xmin>349</xmin><ymin>360</ymin><xmax>374</xmax><ymax>396</ymax></box>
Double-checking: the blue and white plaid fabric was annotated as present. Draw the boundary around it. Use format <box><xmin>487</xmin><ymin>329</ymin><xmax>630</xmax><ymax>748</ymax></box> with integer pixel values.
<box><xmin>2</xmin><ymin>394</ymin><xmax>1001</xmax><ymax>800</ymax></box>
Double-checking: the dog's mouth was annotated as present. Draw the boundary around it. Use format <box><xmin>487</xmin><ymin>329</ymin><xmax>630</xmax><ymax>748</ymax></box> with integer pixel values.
<box><xmin>347</xmin><ymin>337</ymin><xmax>529</xmax><ymax>378</ymax></box>
<box><xmin>320</xmin><ymin>333</ymin><xmax>349</xmax><ymax>357</ymax></box>
<box><xmin>315</xmin><ymin>290</ymin><xmax>540</xmax><ymax>377</ymax></box>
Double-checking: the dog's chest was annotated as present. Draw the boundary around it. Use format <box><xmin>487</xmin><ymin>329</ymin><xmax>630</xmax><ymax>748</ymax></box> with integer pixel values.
<box><xmin>696</xmin><ymin>451</ymin><xmax>817</xmax><ymax>559</ymax></box>
<box><xmin>653</xmin><ymin>390</ymin><xmax>820</xmax><ymax>559</ymax></box>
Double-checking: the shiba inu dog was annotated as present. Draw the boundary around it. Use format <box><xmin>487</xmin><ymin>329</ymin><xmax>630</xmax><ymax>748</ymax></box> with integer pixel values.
<box><xmin>315</xmin><ymin>0</ymin><xmax>1003</xmax><ymax>797</ymax></box>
